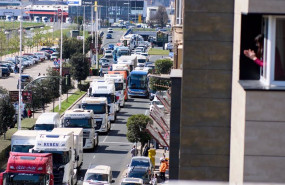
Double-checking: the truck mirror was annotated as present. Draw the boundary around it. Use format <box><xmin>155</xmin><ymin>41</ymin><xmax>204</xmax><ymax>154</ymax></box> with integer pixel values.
<box><xmin>76</xmin><ymin>155</ymin><xmax>79</xmax><ymax>161</ymax></box>
<box><xmin>111</xmin><ymin>180</ymin><xmax>115</xmax><ymax>183</ymax></box>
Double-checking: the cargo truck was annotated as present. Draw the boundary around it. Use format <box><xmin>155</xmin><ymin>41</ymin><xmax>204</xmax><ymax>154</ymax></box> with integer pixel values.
<box><xmin>104</xmin><ymin>74</ymin><xmax>126</xmax><ymax>108</ymax></box>
<box><xmin>62</xmin><ymin>109</ymin><xmax>98</xmax><ymax>150</ymax></box>
<box><xmin>31</xmin><ymin>130</ymin><xmax>78</xmax><ymax>185</ymax></box>
<box><xmin>11</xmin><ymin>130</ymin><xmax>39</xmax><ymax>153</ymax></box>
<box><xmin>81</xmin><ymin>97</ymin><xmax>111</xmax><ymax>133</ymax></box>
<box><xmin>117</xmin><ymin>55</ymin><xmax>137</xmax><ymax>72</ymax></box>
<box><xmin>0</xmin><ymin>152</ymin><xmax>54</xmax><ymax>185</ymax></box>
<box><xmin>88</xmin><ymin>79</ymin><xmax>117</xmax><ymax>122</ymax></box>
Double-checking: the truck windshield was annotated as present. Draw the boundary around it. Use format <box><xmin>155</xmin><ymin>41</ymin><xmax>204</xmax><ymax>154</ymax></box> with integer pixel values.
<box><xmin>12</xmin><ymin>145</ymin><xmax>34</xmax><ymax>153</ymax></box>
<box><xmin>138</xmin><ymin>59</ymin><xmax>146</xmax><ymax>63</ymax></box>
<box><xmin>34</xmin><ymin>124</ymin><xmax>54</xmax><ymax>131</ymax></box>
<box><xmin>4</xmin><ymin>173</ymin><xmax>47</xmax><ymax>185</ymax></box>
<box><xmin>128</xmin><ymin>75</ymin><xmax>148</xmax><ymax>90</ymax></box>
<box><xmin>63</xmin><ymin>118</ymin><xmax>92</xmax><ymax>128</ymax></box>
<box><xmin>84</xmin><ymin>173</ymin><xmax>108</xmax><ymax>182</ymax></box>
<box><xmin>118</xmin><ymin>50</ymin><xmax>129</xmax><ymax>57</ymax></box>
<box><xmin>34</xmin><ymin>151</ymin><xmax>70</xmax><ymax>167</ymax></box>
<box><xmin>82</xmin><ymin>104</ymin><xmax>106</xmax><ymax>114</ymax></box>
<box><xmin>92</xmin><ymin>94</ymin><xmax>114</xmax><ymax>104</ymax></box>
<box><xmin>115</xmin><ymin>83</ymin><xmax>124</xmax><ymax>91</ymax></box>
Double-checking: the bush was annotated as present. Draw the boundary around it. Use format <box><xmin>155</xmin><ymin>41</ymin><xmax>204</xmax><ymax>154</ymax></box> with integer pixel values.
<box><xmin>155</xmin><ymin>58</ymin><xmax>173</xmax><ymax>74</ymax></box>
<box><xmin>90</xmin><ymin>68</ymin><xmax>99</xmax><ymax>76</ymax></box>
<box><xmin>78</xmin><ymin>82</ymin><xmax>90</xmax><ymax>92</ymax></box>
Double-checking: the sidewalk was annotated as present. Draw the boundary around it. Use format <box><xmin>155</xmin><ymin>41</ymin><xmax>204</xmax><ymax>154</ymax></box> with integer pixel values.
<box><xmin>154</xmin><ymin>147</ymin><xmax>169</xmax><ymax>184</ymax></box>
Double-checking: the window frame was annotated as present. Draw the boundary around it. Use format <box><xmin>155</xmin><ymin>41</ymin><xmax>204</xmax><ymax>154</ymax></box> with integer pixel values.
<box><xmin>175</xmin><ymin>0</ymin><xmax>182</xmax><ymax>25</ymax></box>
<box><xmin>261</xmin><ymin>15</ymin><xmax>285</xmax><ymax>86</ymax></box>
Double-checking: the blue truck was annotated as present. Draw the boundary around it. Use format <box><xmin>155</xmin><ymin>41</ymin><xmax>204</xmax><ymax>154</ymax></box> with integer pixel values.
<box><xmin>128</xmin><ymin>70</ymin><xmax>149</xmax><ymax>98</ymax></box>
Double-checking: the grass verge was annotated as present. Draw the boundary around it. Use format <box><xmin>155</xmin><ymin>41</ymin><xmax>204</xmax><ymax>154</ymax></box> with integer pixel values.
<box><xmin>53</xmin><ymin>90</ymin><xmax>86</xmax><ymax>115</ymax></box>
<box><xmin>148</xmin><ymin>48</ymin><xmax>170</xmax><ymax>55</ymax></box>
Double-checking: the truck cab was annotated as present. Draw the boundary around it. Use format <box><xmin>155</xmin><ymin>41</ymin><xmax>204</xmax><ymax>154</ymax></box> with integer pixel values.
<box><xmin>62</xmin><ymin>109</ymin><xmax>98</xmax><ymax>150</ymax></box>
<box><xmin>31</xmin><ymin>130</ymin><xmax>77</xmax><ymax>185</ymax></box>
<box><xmin>104</xmin><ymin>74</ymin><xmax>126</xmax><ymax>108</ymax></box>
<box><xmin>88</xmin><ymin>79</ymin><xmax>117</xmax><ymax>122</ymax></box>
<box><xmin>81</xmin><ymin>97</ymin><xmax>111</xmax><ymax>133</ymax></box>
<box><xmin>34</xmin><ymin>112</ymin><xmax>61</xmax><ymax>131</ymax></box>
<box><xmin>11</xmin><ymin>130</ymin><xmax>39</xmax><ymax>153</ymax></box>
<box><xmin>0</xmin><ymin>152</ymin><xmax>53</xmax><ymax>185</ymax></box>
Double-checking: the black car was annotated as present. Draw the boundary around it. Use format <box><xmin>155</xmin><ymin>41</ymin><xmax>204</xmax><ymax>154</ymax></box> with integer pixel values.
<box><xmin>127</xmin><ymin>166</ymin><xmax>151</xmax><ymax>184</ymax></box>
<box><xmin>0</xmin><ymin>67</ymin><xmax>10</xmax><ymax>77</ymax></box>
<box><xmin>0</xmin><ymin>64</ymin><xmax>13</xmax><ymax>73</ymax></box>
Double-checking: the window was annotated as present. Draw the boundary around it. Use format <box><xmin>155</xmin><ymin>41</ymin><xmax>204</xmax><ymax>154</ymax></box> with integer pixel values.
<box><xmin>261</xmin><ymin>16</ymin><xmax>285</xmax><ymax>86</ymax></box>
<box><xmin>175</xmin><ymin>0</ymin><xmax>182</xmax><ymax>25</ymax></box>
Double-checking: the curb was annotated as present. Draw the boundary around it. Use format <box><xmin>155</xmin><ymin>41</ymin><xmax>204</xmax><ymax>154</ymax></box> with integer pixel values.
<box><xmin>60</xmin><ymin>92</ymin><xmax>87</xmax><ymax>118</ymax></box>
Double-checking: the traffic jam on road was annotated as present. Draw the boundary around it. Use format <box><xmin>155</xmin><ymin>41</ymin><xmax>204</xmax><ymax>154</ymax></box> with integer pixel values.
<box><xmin>0</xmin><ymin>28</ymin><xmax>170</xmax><ymax>185</ymax></box>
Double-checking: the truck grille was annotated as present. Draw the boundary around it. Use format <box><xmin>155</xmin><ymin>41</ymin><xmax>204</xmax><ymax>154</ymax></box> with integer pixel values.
<box><xmin>95</xmin><ymin>119</ymin><xmax>103</xmax><ymax>130</ymax></box>
<box><xmin>53</xmin><ymin>168</ymin><xmax>64</xmax><ymax>185</ymax></box>
<box><xmin>83</xmin><ymin>131</ymin><xmax>90</xmax><ymax>138</ymax></box>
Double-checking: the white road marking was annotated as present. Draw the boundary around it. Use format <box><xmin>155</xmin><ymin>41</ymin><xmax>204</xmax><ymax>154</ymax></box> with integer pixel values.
<box><xmin>102</xmin><ymin>135</ymin><xmax>108</xmax><ymax>143</ymax></box>
<box><xmin>102</xmin><ymin>142</ymin><xmax>133</xmax><ymax>145</ymax></box>
<box><xmin>93</xmin><ymin>155</ymin><xmax>96</xmax><ymax>159</ymax></box>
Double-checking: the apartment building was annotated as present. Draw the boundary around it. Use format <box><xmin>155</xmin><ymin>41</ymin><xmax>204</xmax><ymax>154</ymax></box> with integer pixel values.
<box><xmin>171</xmin><ymin>0</ymin><xmax>285</xmax><ymax>183</ymax></box>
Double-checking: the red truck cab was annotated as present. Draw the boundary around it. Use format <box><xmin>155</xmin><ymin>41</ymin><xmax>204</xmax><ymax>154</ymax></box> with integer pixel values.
<box><xmin>0</xmin><ymin>152</ymin><xmax>54</xmax><ymax>185</ymax></box>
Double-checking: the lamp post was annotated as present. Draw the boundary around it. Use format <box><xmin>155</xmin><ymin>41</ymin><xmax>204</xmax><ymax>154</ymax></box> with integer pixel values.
<box><xmin>58</xmin><ymin>7</ymin><xmax>63</xmax><ymax>111</ymax></box>
<box><xmin>17</xmin><ymin>4</ymin><xmax>23</xmax><ymax>130</ymax></box>
<box><xmin>83</xmin><ymin>5</ymin><xmax>85</xmax><ymax>55</ymax></box>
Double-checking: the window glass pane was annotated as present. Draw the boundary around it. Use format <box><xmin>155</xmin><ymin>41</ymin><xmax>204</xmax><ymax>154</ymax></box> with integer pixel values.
<box><xmin>274</xmin><ymin>19</ymin><xmax>285</xmax><ymax>81</ymax></box>
<box><xmin>262</xmin><ymin>17</ymin><xmax>268</xmax><ymax>79</ymax></box>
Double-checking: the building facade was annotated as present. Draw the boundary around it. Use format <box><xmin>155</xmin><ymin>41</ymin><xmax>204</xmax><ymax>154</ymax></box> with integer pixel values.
<box><xmin>68</xmin><ymin>0</ymin><xmax>146</xmax><ymax>23</ymax></box>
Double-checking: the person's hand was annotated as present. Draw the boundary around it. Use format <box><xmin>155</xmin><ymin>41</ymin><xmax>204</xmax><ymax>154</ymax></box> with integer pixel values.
<box><xmin>244</xmin><ymin>49</ymin><xmax>257</xmax><ymax>60</ymax></box>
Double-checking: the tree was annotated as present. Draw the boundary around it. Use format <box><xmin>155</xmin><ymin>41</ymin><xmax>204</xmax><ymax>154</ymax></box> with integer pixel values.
<box><xmin>0</xmin><ymin>87</ymin><xmax>16</xmax><ymax>139</ymax></box>
<box><xmin>155</xmin><ymin>58</ymin><xmax>173</xmax><ymax>74</ymax></box>
<box><xmin>85</xmin><ymin>35</ymin><xmax>103</xmax><ymax>54</ymax></box>
<box><xmin>154</xmin><ymin>6</ymin><xmax>168</xmax><ymax>28</ymax></box>
<box><xmin>126</xmin><ymin>114</ymin><xmax>152</xmax><ymax>155</ymax></box>
<box><xmin>61</xmin><ymin>37</ymin><xmax>83</xmax><ymax>59</ymax></box>
<box><xmin>74</xmin><ymin>16</ymin><xmax>83</xmax><ymax>25</ymax></box>
<box><xmin>69</xmin><ymin>52</ymin><xmax>89</xmax><ymax>84</ymax></box>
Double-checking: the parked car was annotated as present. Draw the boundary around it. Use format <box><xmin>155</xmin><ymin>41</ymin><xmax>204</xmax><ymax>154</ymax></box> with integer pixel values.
<box><xmin>51</xmin><ymin>52</ymin><xmax>59</xmax><ymax>60</ymax></box>
<box><xmin>107</xmin><ymin>28</ymin><xmax>114</xmax><ymax>33</ymax></box>
<box><xmin>104</xmin><ymin>50</ymin><xmax>113</xmax><ymax>58</ymax></box>
<box><xmin>99</xmin><ymin>58</ymin><xmax>110</xmax><ymax>65</ymax></box>
<box><xmin>0</xmin><ymin>66</ymin><xmax>10</xmax><ymax>77</ymax></box>
<box><xmin>127</xmin><ymin>156</ymin><xmax>154</xmax><ymax>174</ymax></box>
<box><xmin>34</xmin><ymin>52</ymin><xmax>46</xmax><ymax>61</ymax></box>
<box><xmin>0</xmin><ymin>63</ymin><xmax>13</xmax><ymax>73</ymax></box>
<box><xmin>120</xmin><ymin>178</ymin><xmax>143</xmax><ymax>185</ymax></box>
<box><xmin>106</xmin><ymin>33</ymin><xmax>112</xmax><ymax>39</ymax></box>
<box><xmin>40</xmin><ymin>47</ymin><xmax>56</xmax><ymax>54</ymax></box>
<box><xmin>126</xmin><ymin>166</ymin><xmax>152</xmax><ymax>184</ymax></box>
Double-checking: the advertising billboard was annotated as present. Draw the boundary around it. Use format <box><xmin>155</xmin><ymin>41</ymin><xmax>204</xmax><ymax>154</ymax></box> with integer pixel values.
<box><xmin>68</xmin><ymin>0</ymin><xmax>82</xmax><ymax>6</ymax></box>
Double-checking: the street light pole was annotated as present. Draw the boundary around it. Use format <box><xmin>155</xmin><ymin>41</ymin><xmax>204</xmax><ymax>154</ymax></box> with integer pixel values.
<box><xmin>18</xmin><ymin>5</ymin><xmax>23</xmax><ymax>130</ymax></box>
<box><xmin>83</xmin><ymin>5</ymin><xmax>85</xmax><ymax>55</ymax></box>
<box><xmin>95</xmin><ymin>2</ymin><xmax>99</xmax><ymax>69</ymax></box>
<box><xmin>59</xmin><ymin>8</ymin><xmax>63</xmax><ymax>111</ymax></box>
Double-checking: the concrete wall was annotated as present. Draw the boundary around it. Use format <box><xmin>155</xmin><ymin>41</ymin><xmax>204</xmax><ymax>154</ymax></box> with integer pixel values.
<box><xmin>240</xmin><ymin>0</ymin><xmax>285</xmax><ymax>14</ymax></box>
<box><xmin>179</xmin><ymin>0</ymin><xmax>233</xmax><ymax>180</ymax></box>
<box><xmin>243</xmin><ymin>91</ymin><xmax>285</xmax><ymax>183</ymax></box>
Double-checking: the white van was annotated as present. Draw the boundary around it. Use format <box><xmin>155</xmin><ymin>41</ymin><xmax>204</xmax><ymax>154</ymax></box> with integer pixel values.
<box><xmin>83</xmin><ymin>165</ymin><xmax>113</xmax><ymax>185</ymax></box>
<box><xmin>34</xmin><ymin>112</ymin><xmax>61</xmax><ymax>131</ymax></box>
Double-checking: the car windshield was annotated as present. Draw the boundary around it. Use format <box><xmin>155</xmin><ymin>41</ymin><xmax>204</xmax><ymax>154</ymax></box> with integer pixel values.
<box><xmin>131</xmin><ymin>159</ymin><xmax>150</xmax><ymax>167</ymax></box>
<box><xmin>106</xmin><ymin>51</ymin><xmax>112</xmax><ymax>53</ymax></box>
<box><xmin>63</xmin><ymin>118</ymin><xmax>92</xmax><ymax>128</ymax></box>
<box><xmin>128</xmin><ymin>170</ymin><xmax>147</xmax><ymax>179</ymax></box>
<box><xmin>34</xmin><ymin>124</ymin><xmax>54</xmax><ymax>131</ymax></box>
<box><xmin>5</xmin><ymin>173</ymin><xmax>48</xmax><ymax>185</ymax></box>
<box><xmin>128</xmin><ymin>75</ymin><xmax>148</xmax><ymax>90</ymax></box>
<box><xmin>84</xmin><ymin>173</ymin><xmax>108</xmax><ymax>182</ymax></box>
<box><xmin>138</xmin><ymin>59</ymin><xmax>146</xmax><ymax>63</ymax></box>
<box><xmin>115</xmin><ymin>83</ymin><xmax>124</xmax><ymax>91</ymax></box>
<box><xmin>12</xmin><ymin>145</ymin><xmax>34</xmax><ymax>153</ymax></box>
<box><xmin>82</xmin><ymin>104</ymin><xmax>106</xmax><ymax>114</ymax></box>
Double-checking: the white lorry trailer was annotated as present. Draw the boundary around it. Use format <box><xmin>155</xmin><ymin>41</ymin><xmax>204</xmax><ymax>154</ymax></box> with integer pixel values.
<box><xmin>11</xmin><ymin>130</ymin><xmax>39</xmax><ymax>153</ymax></box>
<box><xmin>81</xmin><ymin>97</ymin><xmax>111</xmax><ymax>133</ymax></box>
<box><xmin>53</xmin><ymin>128</ymin><xmax>83</xmax><ymax>169</ymax></box>
<box><xmin>31</xmin><ymin>130</ymin><xmax>78</xmax><ymax>185</ymax></box>
<box><xmin>104</xmin><ymin>74</ymin><xmax>126</xmax><ymax>108</ymax></box>
<box><xmin>117</xmin><ymin>55</ymin><xmax>137</xmax><ymax>72</ymax></box>
<box><xmin>88</xmin><ymin>79</ymin><xmax>117</xmax><ymax>122</ymax></box>
<box><xmin>62</xmin><ymin>109</ymin><xmax>98</xmax><ymax>150</ymax></box>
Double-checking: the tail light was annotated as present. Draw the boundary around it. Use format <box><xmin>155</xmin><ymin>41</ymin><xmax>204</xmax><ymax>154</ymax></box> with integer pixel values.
<box><xmin>116</xmin><ymin>96</ymin><xmax>120</xmax><ymax>101</ymax></box>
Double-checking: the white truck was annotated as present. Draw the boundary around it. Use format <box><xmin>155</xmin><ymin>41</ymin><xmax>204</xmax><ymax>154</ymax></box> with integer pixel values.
<box><xmin>117</xmin><ymin>55</ymin><xmax>137</xmax><ymax>72</ymax></box>
<box><xmin>53</xmin><ymin>128</ymin><xmax>83</xmax><ymax>169</ymax></box>
<box><xmin>88</xmin><ymin>79</ymin><xmax>117</xmax><ymax>122</ymax></box>
<box><xmin>81</xmin><ymin>97</ymin><xmax>111</xmax><ymax>133</ymax></box>
<box><xmin>11</xmin><ymin>130</ymin><xmax>39</xmax><ymax>153</ymax></box>
<box><xmin>34</xmin><ymin>112</ymin><xmax>61</xmax><ymax>131</ymax></box>
<box><xmin>62</xmin><ymin>109</ymin><xmax>99</xmax><ymax>150</ymax></box>
<box><xmin>31</xmin><ymin>130</ymin><xmax>78</xmax><ymax>185</ymax></box>
<box><xmin>104</xmin><ymin>74</ymin><xmax>126</xmax><ymax>108</ymax></box>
